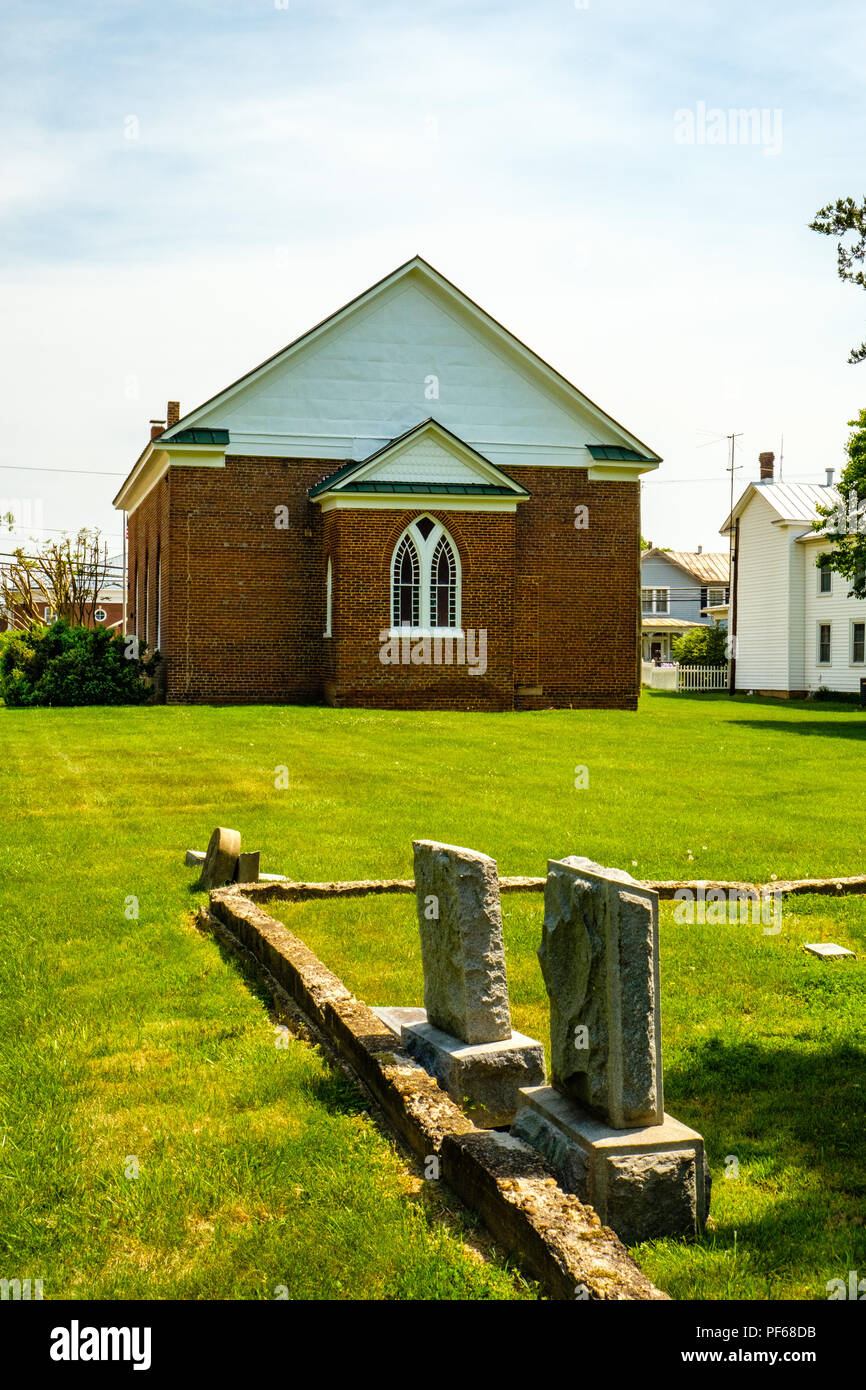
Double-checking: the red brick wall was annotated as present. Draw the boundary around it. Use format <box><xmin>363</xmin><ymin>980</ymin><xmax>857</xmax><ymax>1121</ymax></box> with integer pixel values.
<box><xmin>160</xmin><ymin>455</ymin><xmax>332</xmax><ymax>703</ymax></box>
<box><xmin>325</xmin><ymin>507</ymin><xmax>515</xmax><ymax>710</ymax></box>
<box><xmin>124</xmin><ymin>454</ymin><xmax>640</xmax><ymax>709</ymax></box>
<box><xmin>507</xmin><ymin>466</ymin><xmax>640</xmax><ymax>710</ymax></box>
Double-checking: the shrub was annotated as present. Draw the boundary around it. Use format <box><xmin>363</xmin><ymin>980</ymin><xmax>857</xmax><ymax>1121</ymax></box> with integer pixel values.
<box><xmin>0</xmin><ymin>621</ymin><xmax>158</xmax><ymax>708</ymax></box>
<box><xmin>672</xmin><ymin>625</ymin><xmax>728</xmax><ymax>665</ymax></box>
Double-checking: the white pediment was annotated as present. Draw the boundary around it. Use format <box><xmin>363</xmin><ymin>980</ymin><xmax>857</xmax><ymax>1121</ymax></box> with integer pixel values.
<box><xmin>164</xmin><ymin>259</ymin><xmax>660</xmax><ymax>471</ymax></box>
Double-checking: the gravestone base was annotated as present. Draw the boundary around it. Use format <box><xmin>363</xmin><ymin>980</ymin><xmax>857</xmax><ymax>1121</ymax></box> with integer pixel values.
<box><xmin>512</xmin><ymin>1085</ymin><xmax>710</xmax><ymax>1245</ymax></box>
<box><xmin>396</xmin><ymin>1013</ymin><xmax>546</xmax><ymax>1128</ymax></box>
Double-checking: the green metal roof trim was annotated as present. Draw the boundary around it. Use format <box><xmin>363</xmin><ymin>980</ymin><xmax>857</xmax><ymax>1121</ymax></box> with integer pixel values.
<box><xmin>586</xmin><ymin>444</ymin><xmax>655</xmax><ymax>462</ymax></box>
<box><xmin>308</xmin><ymin>457</ymin><xmax>370</xmax><ymax>497</ymax></box>
<box><xmin>333</xmin><ymin>481</ymin><xmax>519</xmax><ymax>495</ymax></box>
<box><xmin>166</xmin><ymin>428</ymin><xmax>230</xmax><ymax>445</ymax></box>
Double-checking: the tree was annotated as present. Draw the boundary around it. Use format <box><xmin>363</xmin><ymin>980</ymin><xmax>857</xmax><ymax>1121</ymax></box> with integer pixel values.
<box><xmin>813</xmin><ymin>408</ymin><xmax>866</xmax><ymax>597</ymax></box>
<box><xmin>810</xmin><ymin>197</ymin><xmax>866</xmax><ymax>364</ymax></box>
<box><xmin>672</xmin><ymin>624</ymin><xmax>728</xmax><ymax>664</ymax></box>
<box><xmin>0</xmin><ymin>620</ymin><xmax>156</xmax><ymax>707</ymax></box>
<box><xmin>0</xmin><ymin>530</ymin><xmax>111</xmax><ymax>631</ymax></box>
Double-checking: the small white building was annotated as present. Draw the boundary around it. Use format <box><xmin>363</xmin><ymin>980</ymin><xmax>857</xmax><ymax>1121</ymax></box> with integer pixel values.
<box><xmin>722</xmin><ymin>455</ymin><xmax>866</xmax><ymax>696</ymax></box>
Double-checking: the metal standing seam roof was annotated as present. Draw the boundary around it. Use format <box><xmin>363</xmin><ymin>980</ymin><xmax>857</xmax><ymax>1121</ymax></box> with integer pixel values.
<box><xmin>640</xmin><ymin>616</ymin><xmax>703</xmax><ymax>630</ymax></box>
<box><xmin>662</xmin><ymin>551</ymin><xmax>731</xmax><ymax>584</ymax></box>
<box><xmin>722</xmin><ymin>479</ymin><xmax>837</xmax><ymax>534</ymax></box>
<box><xmin>586</xmin><ymin>444</ymin><xmax>656</xmax><ymax>462</ymax></box>
<box><xmin>757</xmin><ymin>481</ymin><xmax>837</xmax><ymax>523</ymax></box>
<box><xmin>162</xmin><ymin>427</ymin><xmax>230</xmax><ymax>445</ymax></box>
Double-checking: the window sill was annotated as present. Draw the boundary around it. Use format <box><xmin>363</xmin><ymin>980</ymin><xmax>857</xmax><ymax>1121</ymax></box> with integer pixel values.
<box><xmin>386</xmin><ymin>628</ymin><xmax>465</xmax><ymax>640</ymax></box>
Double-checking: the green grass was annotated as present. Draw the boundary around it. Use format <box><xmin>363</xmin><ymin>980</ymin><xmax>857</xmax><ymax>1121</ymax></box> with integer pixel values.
<box><xmin>2</xmin><ymin>689</ymin><xmax>865</xmax><ymax>1299</ymax></box>
<box><xmin>267</xmin><ymin>889</ymin><xmax>866</xmax><ymax>1299</ymax></box>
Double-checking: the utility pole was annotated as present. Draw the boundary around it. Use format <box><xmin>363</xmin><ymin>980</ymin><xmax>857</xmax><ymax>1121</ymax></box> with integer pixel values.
<box><xmin>726</xmin><ymin>433</ymin><xmax>743</xmax><ymax>696</ymax></box>
<box><xmin>725</xmin><ymin>433</ymin><xmax>743</xmax><ymax>585</ymax></box>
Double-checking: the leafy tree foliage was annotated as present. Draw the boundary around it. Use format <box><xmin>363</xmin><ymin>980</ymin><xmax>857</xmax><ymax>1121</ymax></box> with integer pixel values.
<box><xmin>814</xmin><ymin>408</ymin><xmax>866</xmax><ymax>598</ymax></box>
<box><xmin>810</xmin><ymin>197</ymin><xmax>866</xmax><ymax>364</ymax></box>
<box><xmin>0</xmin><ymin>621</ymin><xmax>157</xmax><ymax>707</ymax></box>
<box><xmin>672</xmin><ymin>624</ymin><xmax>728</xmax><ymax>664</ymax></box>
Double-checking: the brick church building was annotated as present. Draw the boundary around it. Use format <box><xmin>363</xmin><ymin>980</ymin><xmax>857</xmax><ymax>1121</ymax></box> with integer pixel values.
<box><xmin>113</xmin><ymin>257</ymin><xmax>660</xmax><ymax>710</ymax></box>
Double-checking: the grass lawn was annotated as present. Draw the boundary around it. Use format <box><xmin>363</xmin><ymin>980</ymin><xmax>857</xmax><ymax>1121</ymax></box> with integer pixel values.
<box><xmin>2</xmin><ymin>689</ymin><xmax>865</xmax><ymax>1300</ymax></box>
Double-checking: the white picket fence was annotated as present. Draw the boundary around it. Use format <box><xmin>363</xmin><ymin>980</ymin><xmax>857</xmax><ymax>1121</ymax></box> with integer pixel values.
<box><xmin>678</xmin><ymin>663</ymin><xmax>729</xmax><ymax>692</ymax></box>
<box><xmin>642</xmin><ymin>661</ymin><xmax>729</xmax><ymax>693</ymax></box>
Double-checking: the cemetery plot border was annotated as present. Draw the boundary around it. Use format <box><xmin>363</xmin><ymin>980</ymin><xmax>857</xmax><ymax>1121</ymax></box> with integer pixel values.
<box><xmin>202</xmin><ymin>884</ymin><xmax>667</xmax><ymax>1302</ymax></box>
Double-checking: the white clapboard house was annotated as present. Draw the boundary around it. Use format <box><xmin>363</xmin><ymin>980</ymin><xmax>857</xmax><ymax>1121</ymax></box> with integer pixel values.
<box><xmin>721</xmin><ymin>454</ymin><xmax>866</xmax><ymax>696</ymax></box>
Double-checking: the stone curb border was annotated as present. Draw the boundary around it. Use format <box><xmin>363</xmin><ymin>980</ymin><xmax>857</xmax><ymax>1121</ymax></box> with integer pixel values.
<box><xmin>204</xmin><ymin>885</ymin><xmax>667</xmax><ymax>1302</ymax></box>
<box><xmin>231</xmin><ymin>873</ymin><xmax>866</xmax><ymax>902</ymax></box>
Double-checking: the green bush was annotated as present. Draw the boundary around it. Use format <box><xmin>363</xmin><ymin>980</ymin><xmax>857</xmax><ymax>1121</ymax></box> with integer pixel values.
<box><xmin>672</xmin><ymin>624</ymin><xmax>728</xmax><ymax>665</ymax></box>
<box><xmin>0</xmin><ymin>621</ymin><xmax>158</xmax><ymax>708</ymax></box>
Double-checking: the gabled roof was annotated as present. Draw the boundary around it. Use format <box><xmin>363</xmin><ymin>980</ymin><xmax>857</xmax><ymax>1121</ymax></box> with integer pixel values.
<box><xmin>155</xmin><ymin>255</ymin><xmax>662</xmax><ymax>462</ymax></box>
<box><xmin>642</xmin><ymin>548</ymin><xmax>730</xmax><ymax>584</ymax></box>
<box><xmin>309</xmin><ymin>418</ymin><xmax>529</xmax><ymax>501</ymax></box>
<box><xmin>721</xmin><ymin>480</ymin><xmax>836</xmax><ymax>535</ymax></box>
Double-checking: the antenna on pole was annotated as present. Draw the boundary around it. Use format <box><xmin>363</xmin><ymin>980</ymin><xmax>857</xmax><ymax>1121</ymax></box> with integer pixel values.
<box><xmin>779</xmin><ymin>433</ymin><xmax>784</xmax><ymax>482</ymax></box>
<box><xmin>726</xmin><ymin>433</ymin><xmax>743</xmax><ymax>583</ymax></box>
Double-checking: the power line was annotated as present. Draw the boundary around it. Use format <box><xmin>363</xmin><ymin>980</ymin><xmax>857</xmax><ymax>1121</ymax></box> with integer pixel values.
<box><xmin>0</xmin><ymin>465</ymin><xmax>125</xmax><ymax>477</ymax></box>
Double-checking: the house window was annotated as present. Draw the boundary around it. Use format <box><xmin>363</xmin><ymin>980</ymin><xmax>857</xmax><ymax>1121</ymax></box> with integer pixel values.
<box><xmin>851</xmin><ymin>621</ymin><xmax>865</xmax><ymax>665</ymax></box>
<box><xmin>641</xmin><ymin>588</ymin><xmax>669</xmax><ymax>615</ymax></box>
<box><xmin>818</xmin><ymin>564</ymin><xmax>832</xmax><ymax>595</ymax></box>
<box><xmin>707</xmin><ymin>586</ymin><xmax>727</xmax><ymax>606</ymax></box>
<box><xmin>390</xmin><ymin>517</ymin><xmax>461</xmax><ymax>631</ymax></box>
<box><xmin>324</xmin><ymin>558</ymin><xmax>333</xmax><ymax>637</ymax></box>
<box><xmin>94</xmin><ymin>608</ymin><xmax>107</xmax><ymax>623</ymax></box>
<box><xmin>818</xmin><ymin>622</ymin><xmax>832</xmax><ymax>665</ymax></box>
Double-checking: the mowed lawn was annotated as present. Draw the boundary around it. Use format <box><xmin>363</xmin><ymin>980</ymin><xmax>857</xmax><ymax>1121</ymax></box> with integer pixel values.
<box><xmin>2</xmin><ymin>690</ymin><xmax>865</xmax><ymax>1300</ymax></box>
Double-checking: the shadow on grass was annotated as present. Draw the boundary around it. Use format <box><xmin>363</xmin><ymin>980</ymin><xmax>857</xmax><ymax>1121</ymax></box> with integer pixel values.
<box><xmin>666</xmin><ymin>1036</ymin><xmax>866</xmax><ymax>1188</ymax></box>
<box><xmin>734</xmin><ymin>719</ymin><xmax>866</xmax><ymax>741</ymax></box>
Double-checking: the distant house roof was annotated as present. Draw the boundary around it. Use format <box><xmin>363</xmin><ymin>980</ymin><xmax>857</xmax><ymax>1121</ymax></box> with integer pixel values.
<box><xmin>640</xmin><ymin>616</ymin><xmax>703</xmax><ymax>631</ymax></box>
<box><xmin>721</xmin><ymin>480</ymin><xmax>836</xmax><ymax>534</ymax></box>
<box><xmin>642</xmin><ymin>548</ymin><xmax>730</xmax><ymax>584</ymax></box>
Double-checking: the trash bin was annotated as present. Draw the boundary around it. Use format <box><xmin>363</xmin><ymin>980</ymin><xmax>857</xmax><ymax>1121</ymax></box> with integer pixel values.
<box><xmin>860</xmin><ymin>677</ymin><xmax>866</xmax><ymax>709</ymax></box>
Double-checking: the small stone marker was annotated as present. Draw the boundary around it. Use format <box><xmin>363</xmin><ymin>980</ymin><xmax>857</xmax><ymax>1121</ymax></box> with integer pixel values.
<box><xmin>539</xmin><ymin>855</ymin><xmax>662</xmax><ymax>1128</ymax></box>
<box><xmin>185</xmin><ymin>849</ymin><xmax>206</xmax><ymax>867</ymax></box>
<box><xmin>236</xmin><ymin>851</ymin><xmax>261</xmax><ymax>884</ymax></box>
<box><xmin>197</xmin><ymin>827</ymin><xmax>241</xmax><ymax>890</ymax></box>
<box><xmin>412</xmin><ymin>839</ymin><xmax>511</xmax><ymax>1045</ymax></box>
<box><xmin>804</xmin><ymin>942</ymin><xmax>855</xmax><ymax>959</ymax></box>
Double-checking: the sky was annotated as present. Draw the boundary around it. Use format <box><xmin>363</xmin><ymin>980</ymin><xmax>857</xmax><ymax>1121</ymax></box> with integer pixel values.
<box><xmin>1</xmin><ymin>0</ymin><xmax>865</xmax><ymax>559</ymax></box>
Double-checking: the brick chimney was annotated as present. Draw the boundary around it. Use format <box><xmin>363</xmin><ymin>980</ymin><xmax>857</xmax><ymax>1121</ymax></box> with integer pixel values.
<box><xmin>149</xmin><ymin>418</ymin><xmax>166</xmax><ymax>440</ymax></box>
<box><xmin>167</xmin><ymin>400</ymin><xmax>180</xmax><ymax>428</ymax></box>
<box><xmin>759</xmin><ymin>451</ymin><xmax>775</xmax><ymax>481</ymax></box>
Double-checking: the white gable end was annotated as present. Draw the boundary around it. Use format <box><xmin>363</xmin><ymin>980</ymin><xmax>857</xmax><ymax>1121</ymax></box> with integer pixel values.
<box><xmin>186</xmin><ymin>271</ymin><xmax>649</xmax><ymax>469</ymax></box>
<box><xmin>368</xmin><ymin>434</ymin><xmax>491</xmax><ymax>485</ymax></box>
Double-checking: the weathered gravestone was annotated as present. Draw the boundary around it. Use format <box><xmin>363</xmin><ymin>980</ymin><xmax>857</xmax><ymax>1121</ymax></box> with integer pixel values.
<box><xmin>197</xmin><ymin>827</ymin><xmax>241</xmax><ymax>890</ymax></box>
<box><xmin>512</xmin><ymin>856</ymin><xmax>710</xmax><ymax>1244</ymax></box>
<box><xmin>388</xmin><ymin>841</ymin><xmax>545</xmax><ymax>1127</ymax></box>
<box><xmin>236</xmin><ymin>851</ymin><xmax>261</xmax><ymax>884</ymax></box>
<box><xmin>414</xmin><ymin>839</ymin><xmax>511</xmax><ymax>1044</ymax></box>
